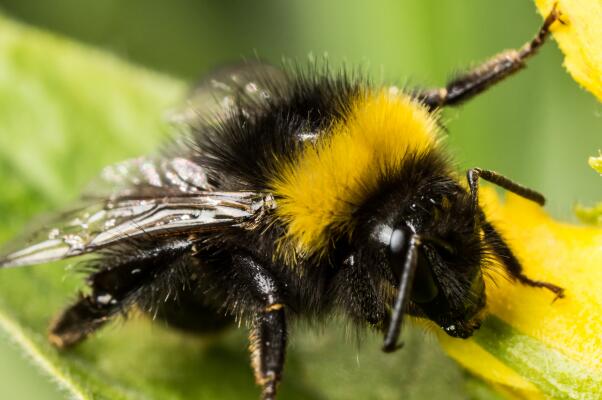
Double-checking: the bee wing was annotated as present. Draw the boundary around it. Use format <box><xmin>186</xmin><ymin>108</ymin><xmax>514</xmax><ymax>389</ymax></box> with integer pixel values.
<box><xmin>83</xmin><ymin>155</ymin><xmax>215</xmax><ymax>200</ymax></box>
<box><xmin>0</xmin><ymin>191</ymin><xmax>267</xmax><ymax>268</ymax></box>
<box><xmin>167</xmin><ymin>61</ymin><xmax>288</xmax><ymax>127</ymax></box>
<box><xmin>2</xmin><ymin>63</ymin><xmax>285</xmax><ymax>269</ymax></box>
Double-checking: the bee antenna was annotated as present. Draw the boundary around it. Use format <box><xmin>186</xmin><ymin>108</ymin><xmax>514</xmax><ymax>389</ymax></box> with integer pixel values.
<box><xmin>382</xmin><ymin>234</ymin><xmax>421</xmax><ymax>353</ymax></box>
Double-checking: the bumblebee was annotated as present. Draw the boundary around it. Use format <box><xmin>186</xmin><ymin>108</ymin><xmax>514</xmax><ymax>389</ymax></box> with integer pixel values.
<box><xmin>0</xmin><ymin>9</ymin><xmax>564</xmax><ymax>400</ymax></box>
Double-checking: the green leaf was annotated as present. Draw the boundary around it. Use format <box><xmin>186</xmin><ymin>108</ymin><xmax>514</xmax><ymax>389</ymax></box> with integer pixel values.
<box><xmin>0</xmin><ymin>14</ymin><xmax>470</xmax><ymax>399</ymax></box>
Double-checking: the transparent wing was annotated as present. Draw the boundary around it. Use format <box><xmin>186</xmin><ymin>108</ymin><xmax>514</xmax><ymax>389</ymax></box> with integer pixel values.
<box><xmin>2</xmin><ymin>63</ymin><xmax>286</xmax><ymax>269</ymax></box>
<box><xmin>167</xmin><ymin>61</ymin><xmax>288</xmax><ymax>127</ymax></box>
<box><xmin>0</xmin><ymin>191</ymin><xmax>269</xmax><ymax>268</ymax></box>
<box><xmin>83</xmin><ymin>155</ymin><xmax>214</xmax><ymax>199</ymax></box>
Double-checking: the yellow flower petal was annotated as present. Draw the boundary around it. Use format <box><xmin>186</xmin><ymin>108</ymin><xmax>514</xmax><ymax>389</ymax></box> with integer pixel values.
<box><xmin>534</xmin><ymin>0</ymin><xmax>602</xmax><ymax>101</ymax></box>
<box><xmin>575</xmin><ymin>202</ymin><xmax>602</xmax><ymax>227</ymax></box>
<box><xmin>576</xmin><ymin>153</ymin><xmax>602</xmax><ymax>227</ymax></box>
<box><xmin>589</xmin><ymin>153</ymin><xmax>602</xmax><ymax>175</ymax></box>
<box><xmin>438</xmin><ymin>188</ymin><xmax>602</xmax><ymax>398</ymax></box>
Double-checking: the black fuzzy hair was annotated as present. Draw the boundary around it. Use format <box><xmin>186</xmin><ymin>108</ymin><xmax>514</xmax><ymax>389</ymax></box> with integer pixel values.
<box><xmin>190</xmin><ymin>63</ymin><xmax>366</xmax><ymax>191</ymax></box>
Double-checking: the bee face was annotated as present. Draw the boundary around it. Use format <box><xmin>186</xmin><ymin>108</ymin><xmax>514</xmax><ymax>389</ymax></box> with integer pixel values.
<box><xmin>359</xmin><ymin>182</ymin><xmax>487</xmax><ymax>339</ymax></box>
<box><xmin>416</xmin><ymin>243</ymin><xmax>486</xmax><ymax>338</ymax></box>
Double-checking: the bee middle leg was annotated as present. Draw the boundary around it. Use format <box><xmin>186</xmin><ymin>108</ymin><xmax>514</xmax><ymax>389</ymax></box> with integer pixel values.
<box><xmin>415</xmin><ymin>4</ymin><xmax>562</xmax><ymax>109</ymax></box>
<box><xmin>232</xmin><ymin>254</ymin><xmax>287</xmax><ymax>400</ymax></box>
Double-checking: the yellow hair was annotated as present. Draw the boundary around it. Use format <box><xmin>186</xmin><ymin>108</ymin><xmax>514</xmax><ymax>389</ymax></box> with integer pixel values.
<box><xmin>270</xmin><ymin>89</ymin><xmax>440</xmax><ymax>260</ymax></box>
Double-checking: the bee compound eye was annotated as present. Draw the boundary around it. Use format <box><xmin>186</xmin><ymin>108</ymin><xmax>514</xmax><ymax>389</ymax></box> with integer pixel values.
<box><xmin>390</xmin><ymin>229</ymin><xmax>406</xmax><ymax>255</ymax></box>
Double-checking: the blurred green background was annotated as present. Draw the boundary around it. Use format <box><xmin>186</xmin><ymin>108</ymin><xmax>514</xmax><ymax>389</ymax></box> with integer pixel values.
<box><xmin>0</xmin><ymin>0</ymin><xmax>599</xmax><ymax>399</ymax></box>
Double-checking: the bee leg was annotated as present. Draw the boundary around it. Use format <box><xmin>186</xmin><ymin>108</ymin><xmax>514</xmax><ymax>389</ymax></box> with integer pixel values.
<box><xmin>249</xmin><ymin>307</ymin><xmax>287</xmax><ymax>400</ymax></box>
<box><xmin>415</xmin><ymin>3</ymin><xmax>562</xmax><ymax>109</ymax></box>
<box><xmin>49</xmin><ymin>240</ymin><xmax>195</xmax><ymax>348</ymax></box>
<box><xmin>48</xmin><ymin>292</ymin><xmax>116</xmax><ymax>349</ymax></box>
<box><xmin>466</xmin><ymin>168</ymin><xmax>546</xmax><ymax>207</ymax></box>
<box><xmin>482</xmin><ymin>220</ymin><xmax>565</xmax><ymax>299</ymax></box>
<box><xmin>467</xmin><ymin>169</ymin><xmax>563</xmax><ymax>298</ymax></box>
<box><xmin>233</xmin><ymin>255</ymin><xmax>287</xmax><ymax>400</ymax></box>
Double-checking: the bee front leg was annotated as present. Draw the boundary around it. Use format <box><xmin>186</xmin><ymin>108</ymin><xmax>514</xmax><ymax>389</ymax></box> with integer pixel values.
<box><xmin>481</xmin><ymin>221</ymin><xmax>565</xmax><ymax>300</ymax></box>
<box><xmin>233</xmin><ymin>255</ymin><xmax>287</xmax><ymax>400</ymax></box>
<box><xmin>415</xmin><ymin>4</ymin><xmax>562</xmax><ymax>109</ymax></box>
<box><xmin>466</xmin><ymin>167</ymin><xmax>546</xmax><ymax>207</ymax></box>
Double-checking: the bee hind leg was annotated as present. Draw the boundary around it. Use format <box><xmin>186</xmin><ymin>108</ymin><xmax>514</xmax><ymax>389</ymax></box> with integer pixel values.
<box><xmin>49</xmin><ymin>238</ymin><xmax>200</xmax><ymax>348</ymax></box>
<box><xmin>48</xmin><ymin>293</ymin><xmax>117</xmax><ymax>349</ymax></box>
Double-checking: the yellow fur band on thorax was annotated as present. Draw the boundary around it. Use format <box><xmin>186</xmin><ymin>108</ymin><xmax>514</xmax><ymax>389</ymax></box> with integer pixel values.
<box><xmin>270</xmin><ymin>89</ymin><xmax>440</xmax><ymax>260</ymax></box>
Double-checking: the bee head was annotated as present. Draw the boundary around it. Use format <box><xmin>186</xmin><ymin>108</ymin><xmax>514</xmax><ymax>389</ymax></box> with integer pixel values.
<box><xmin>355</xmin><ymin>179</ymin><xmax>487</xmax><ymax>343</ymax></box>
